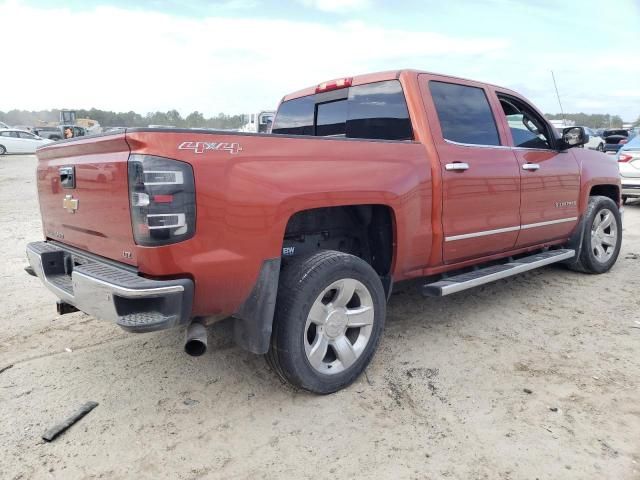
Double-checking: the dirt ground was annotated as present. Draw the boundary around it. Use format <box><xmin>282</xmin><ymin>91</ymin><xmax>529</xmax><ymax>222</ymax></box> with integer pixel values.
<box><xmin>0</xmin><ymin>154</ymin><xmax>638</xmax><ymax>480</ymax></box>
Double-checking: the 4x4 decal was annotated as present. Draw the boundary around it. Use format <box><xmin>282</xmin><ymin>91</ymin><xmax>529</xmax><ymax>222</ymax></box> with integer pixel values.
<box><xmin>178</xmin><ymin>141</ymin><xmax>242</xmax><ymax>154</ymax></box>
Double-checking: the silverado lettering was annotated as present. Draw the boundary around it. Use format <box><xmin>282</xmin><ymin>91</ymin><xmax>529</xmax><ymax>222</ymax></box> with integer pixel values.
<box><xmin>27</xmin><ymin>69</ymin><xmax>622</xmax><ymax>394</ymax></box>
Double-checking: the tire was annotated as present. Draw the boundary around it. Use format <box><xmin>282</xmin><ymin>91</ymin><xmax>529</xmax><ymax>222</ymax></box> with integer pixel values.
<box><xmin>597</xmin><ymin>143</ymin><xmax>604</xmax><ymax>152</ymax></box>
<box><xmin>0</xmin><ymin>145</ymin><xmax>5</xmax><ymax>155</ymax></box>
<box><xmin>570</xmin><ymin>196</ymin><xmax>622</xmax><ymax>274</ymax></box>
<box><xmin>622</xmin><ymin>196</ymin><xmax>628</xmax><ymax>205</ymax></box>
<box><xmin>266</xmin><ymin>250</ymin><xmax>386</xmax><ymax>394</ymax></box>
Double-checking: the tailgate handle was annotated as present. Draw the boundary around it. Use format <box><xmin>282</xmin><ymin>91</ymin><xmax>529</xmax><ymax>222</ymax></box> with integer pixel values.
<box><xmin>59</xmin><ymin>166</ymin><xmax>75</xmax><ymax>189</ymax></box>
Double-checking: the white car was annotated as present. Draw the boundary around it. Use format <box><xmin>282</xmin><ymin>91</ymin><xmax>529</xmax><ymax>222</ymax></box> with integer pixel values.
<box><xmin>0</xmin><ymin>129</ymin><xmax>54</xmax><ymax>155</ymax></box>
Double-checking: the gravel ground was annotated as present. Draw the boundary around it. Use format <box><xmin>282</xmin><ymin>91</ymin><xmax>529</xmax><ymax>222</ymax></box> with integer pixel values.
<box><xmin>0</xmin><ymin>154</ymin><xmax>639</xmax><ymax>480</ymax></box>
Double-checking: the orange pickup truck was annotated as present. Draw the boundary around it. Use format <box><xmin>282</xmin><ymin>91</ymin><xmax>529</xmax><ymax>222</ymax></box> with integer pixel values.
<box><xmin>27</xmin><ymin>70</ymin><xmax>622</xmax><ymax>393</ymax></box>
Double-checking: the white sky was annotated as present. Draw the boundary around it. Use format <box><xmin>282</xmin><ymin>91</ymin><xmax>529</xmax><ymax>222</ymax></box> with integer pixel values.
<box><xmin>0</xmin><ymin>0</ymin><xmax>638</xmax><ymax>120</ymax></box>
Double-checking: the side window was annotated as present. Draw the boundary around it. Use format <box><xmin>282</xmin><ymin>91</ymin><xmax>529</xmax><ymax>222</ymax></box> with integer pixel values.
<box><xmin>316</xmin><ymin>100</ymin><xmax>347</xmax><ymax>137</ymax></box>
<box><xmin>429</xmin><ymin>81</ymin><xmax>500</xmax><ymax>146</ymax></box>
<box><xmin>18</xmin><ymin>131</ymin><xmax>35</xmax><ymax>139</ymax></box>
<box><xmin>346</xmin><ymin>81</ymin><xmax>413</xmax><ymax>140</ymax></box>
<box><xmin>0</xmin><ymin>131</ymin><xmax>11</xmax><ymax>137</ymax></box>
<box><xmin>271</xmin><ymin>96</ymin><xmax>314</xmax><ymax>135</ymax></box>
<box><xmin>498</xmin><ymin>96</ymin><xmax>553</xmax><ymax>150</ymax></box>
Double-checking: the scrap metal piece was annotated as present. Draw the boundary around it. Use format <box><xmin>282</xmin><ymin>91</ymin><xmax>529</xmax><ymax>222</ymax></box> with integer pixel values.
<box><xmin>42</xmin><ymin>401</ymin><xmax>99</xmax><ymax>442</ymax></box>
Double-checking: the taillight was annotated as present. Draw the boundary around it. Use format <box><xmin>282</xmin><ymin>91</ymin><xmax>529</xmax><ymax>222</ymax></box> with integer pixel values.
<box><xmin>316</xmin><ymin>77</ymin><xmax>353</xmax><ymax>93</ymax></box>
<box><xmin>128</xmin><ymin>154</ymin><xmax>196</xmax><ymax>246</ymax></box>
<box><xmin>618</xmin><ymin>154</ymin><xmax>633</xmax><ymax>162</ymax></box>
<box><xmin>619</xmin><ymin>139</ymin><xmax>628</xmax><ymax>145</ymax></box>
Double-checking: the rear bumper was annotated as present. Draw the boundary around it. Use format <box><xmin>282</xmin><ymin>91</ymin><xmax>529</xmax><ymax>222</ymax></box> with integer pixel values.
<box><xmin>621</xmin><ymin>178</ymin><xmax>640</xmax><ymax>197</ymax></box>
<box><xmin>26</xmin><ymin>241</ymin><xmax>193</xmax><ymax>332</ymax></box>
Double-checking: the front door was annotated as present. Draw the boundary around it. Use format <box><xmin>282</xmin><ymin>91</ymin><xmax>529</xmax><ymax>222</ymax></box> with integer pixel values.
<box><xmin>494</xmin><ymin>93</ymin><xmax>580</xmax><ymax>247</ymax></box>
<box><xmin>420</xmin><ymin>76</ymin><xmax>521</xmax><ymax>264</ymax></box>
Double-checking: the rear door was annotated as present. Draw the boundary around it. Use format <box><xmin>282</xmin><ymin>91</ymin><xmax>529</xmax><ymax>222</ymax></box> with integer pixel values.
<box><xmin>493</xmin><ymin>93</ymin><xmax>580</xmax><ymax>247</ymax></box>
<box><xmin>419</xmin><ymin>75</ymin><xmax>521</xmax><ymax>263</ymax></box>
<box><xmin>0</xmin><ymin>131</ymin><xmax>20</xmax><ymax>152</ymax></box>
<box><xmin>17</xmin><ymin>131</ymin><xmax>40</xmax><ymax>153</ymax></box>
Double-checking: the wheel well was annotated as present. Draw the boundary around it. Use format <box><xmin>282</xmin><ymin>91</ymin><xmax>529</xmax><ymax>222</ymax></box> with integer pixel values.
<box><xmin>282</xmin><ymin>204</ymin><xmax>395</xmax><ymax>281</ymax></box>
<box><xmin>589</xmin><ymin>184</ymin><xmax>620</xmax><ymax>205</ymax></box>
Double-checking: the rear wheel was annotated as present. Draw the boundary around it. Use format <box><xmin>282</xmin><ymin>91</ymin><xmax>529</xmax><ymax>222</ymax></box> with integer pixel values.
<box><xmin>571</xmin><ymin>196</ymin><xmax>622</xmax><ymax>273</ymax></box>
<box><xmin>597</xmin><ymin>143</ymin><xmax>604</xmax><ymax>152</ymax></box>
<box><xmin>266</xmin><ymin>251</ymin><xmax>386</xmax><ymax>394</ymax></box>
<box><xmin>0</xmin><ymin>145</ymin><xmax>6</xmax><ymax>155</ymax></box>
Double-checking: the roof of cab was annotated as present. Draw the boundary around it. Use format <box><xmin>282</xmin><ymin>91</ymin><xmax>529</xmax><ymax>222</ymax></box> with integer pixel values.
<box><xmin>281</xmin><ymin>69</ymin><xmax>510</xmax><ymax>102</ymax></box>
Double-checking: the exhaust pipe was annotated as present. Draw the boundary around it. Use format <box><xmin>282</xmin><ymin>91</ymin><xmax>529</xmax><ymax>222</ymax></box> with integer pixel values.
<box><xmin>184</xmin><ymin>321</ymin><xmax>207</xmax><ymax>357</ymax></box>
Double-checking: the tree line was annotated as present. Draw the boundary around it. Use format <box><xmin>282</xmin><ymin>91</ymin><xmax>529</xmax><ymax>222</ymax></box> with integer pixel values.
<box><xmin>0</xmin><ymin>109</ymin><xmax>246</xmax><ymax>129</ymax></box>
<box><xmin>544</xmin><ymin>113</ymin><xmax>638</xmax><ymax>129</ymax></box>
<box><xmin>1</xmin><ymin>108</ymin><xmax>638</xmax><ymax>131</ymax></box>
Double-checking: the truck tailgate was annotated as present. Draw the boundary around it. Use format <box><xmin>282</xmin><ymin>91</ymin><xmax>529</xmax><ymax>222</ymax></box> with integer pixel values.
<box><xmin>35</xmin><ymin>133</ymin><xmax>137</xmax><ymax>266</ymax></box>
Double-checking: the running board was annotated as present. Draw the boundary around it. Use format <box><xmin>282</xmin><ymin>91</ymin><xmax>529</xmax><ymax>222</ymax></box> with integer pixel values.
<box><xmin>422</xmin><ymin>249</ymin><xmax>575</xmax><ymax>297</ymax></box>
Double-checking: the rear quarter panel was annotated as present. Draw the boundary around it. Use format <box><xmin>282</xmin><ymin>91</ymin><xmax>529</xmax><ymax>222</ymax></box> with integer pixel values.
<box><xmin>126</xmin><ymin>131</ymin><xmax>433</xmax><ymax>316</ymax></box>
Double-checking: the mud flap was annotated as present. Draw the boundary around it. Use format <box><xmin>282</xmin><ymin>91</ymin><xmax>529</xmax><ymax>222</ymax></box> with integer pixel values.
<box><xmin>562</xmin><ymin>215</ymin><xmax>585</xmax><ymax>268</ymax></box>
<box><xmin>232</xmin><ymin>258</ymin><xmax>281</xmax><ymax>354</ymax></box>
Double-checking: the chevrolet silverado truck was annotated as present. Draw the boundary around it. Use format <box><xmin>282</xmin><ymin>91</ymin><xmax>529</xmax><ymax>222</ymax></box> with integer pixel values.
<box><xmin>26</xmin><ymin>70</ymin><xmax>623</xmax><ymax>394</ymax></box>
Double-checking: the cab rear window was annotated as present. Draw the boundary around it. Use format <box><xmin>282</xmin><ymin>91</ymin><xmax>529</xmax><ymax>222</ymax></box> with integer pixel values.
<box><xmin>272</xmin><ymin>80</ymin><xmax>413</xmax><ymax>141</ymax></box>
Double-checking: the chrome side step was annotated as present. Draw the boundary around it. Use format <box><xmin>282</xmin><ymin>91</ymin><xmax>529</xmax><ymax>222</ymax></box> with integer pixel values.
<box><xmin>422</xmin><ymin>249</ymin><xmax>575</xmax><ymax>297</ymax></box>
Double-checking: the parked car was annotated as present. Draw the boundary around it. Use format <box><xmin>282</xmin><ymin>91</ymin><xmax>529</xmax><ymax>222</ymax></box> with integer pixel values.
<box><xmin>617</xmin><ymin>132</ymin><xmax>640</xmax><ymax>204</ymax></box>
<box><xmin>602</xmin><ymin>128</ymin><xmax>629</xmax><ymax>153</ymax></box>
<box><xmin>561</xmin><ymin>126</ymin><xmax>604</xmax><ymax>151</ymax></box>
<box><xmin>0</xmin><ymin>129</ymin><xmax>53</xmax><ymax>154</ymax></box>
<box><xmin>26</xmin><ymin>69</ymin><xmax>622</xmax><ymax>394</ymax></box>
<box><xmin>33</xmin><ymin>125</ymin><xmax>87</xmax><ymax>141</ymax></box>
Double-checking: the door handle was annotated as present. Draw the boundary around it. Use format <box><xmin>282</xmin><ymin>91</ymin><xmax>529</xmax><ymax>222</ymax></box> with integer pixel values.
<box><xmin>445</xmin><ymin>162</ymin><xmax>470</xmax><ymax>172</ymax></box>
<box><xmin>522</xmin><ymin>163</ymin><xmax>540</xmax><ymax>171</ymax></box>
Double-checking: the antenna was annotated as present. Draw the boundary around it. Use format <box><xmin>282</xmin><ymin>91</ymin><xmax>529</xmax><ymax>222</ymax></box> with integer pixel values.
<box><xmin>551</xmin><ymin>70</ymin><xmax>566</xmax><ymax>126</ymax></box>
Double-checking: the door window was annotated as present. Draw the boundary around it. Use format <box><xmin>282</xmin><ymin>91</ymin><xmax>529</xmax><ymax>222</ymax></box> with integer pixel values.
<box><xmin>498</xmin><ymin>96</ymin><xmax>554</xmax><ymax>149</ymax></box>
<box><xmin>18</xmin><ymin>131</ymin><xmax>36</xmax><ymax>139</ymax></box>
<box><xmin>429</xmin><ymin>81</ymin><xmax>500</xmax><ymax>146</ymax></box>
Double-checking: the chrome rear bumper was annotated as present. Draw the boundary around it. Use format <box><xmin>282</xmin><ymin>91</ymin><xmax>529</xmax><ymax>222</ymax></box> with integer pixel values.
<box><xmin>26</xmin><ymin>241</ymin><xmax>193</xmax><ymax>332</ymax></box>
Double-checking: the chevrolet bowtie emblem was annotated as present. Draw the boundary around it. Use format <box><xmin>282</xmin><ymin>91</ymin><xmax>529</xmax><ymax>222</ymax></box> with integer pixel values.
<box><xmin>63</xmin><ymin>194</ymin><xmax>79</xmax><ymax>213</ymax></box>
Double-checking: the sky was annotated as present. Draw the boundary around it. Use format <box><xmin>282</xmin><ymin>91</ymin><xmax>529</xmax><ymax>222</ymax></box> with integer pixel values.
<box><xmin>1</xmin><ymin>0</ymin><xmax>639</xmax><ymax>120</ymax></box>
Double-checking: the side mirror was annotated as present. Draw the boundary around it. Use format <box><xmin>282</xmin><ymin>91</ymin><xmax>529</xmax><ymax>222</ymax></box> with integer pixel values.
<box><xmin>562</xmin><ymin>126</ymin><xmax>589</xmax><ymax>148</ymax></box>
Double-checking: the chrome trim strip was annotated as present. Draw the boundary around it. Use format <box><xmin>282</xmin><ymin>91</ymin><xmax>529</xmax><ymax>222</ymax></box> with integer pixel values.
<box><xmin>444</xmin><ymin>139</ymin><xmax>511</xmax><ymax>150</ymax></box>
<box><xmin>520</xmin><ymin>217</ymin><xmax>578</xmax><ymax>230</ymax></box>
<box><xmin>445</xmin><ymin>216</ymin><xmax>578</xmax><ymax>242</ymax></box>
<box><xmin>445</xmin><ymin>226</ymin><xmax>520</xmax><ymax>242</ymax></box>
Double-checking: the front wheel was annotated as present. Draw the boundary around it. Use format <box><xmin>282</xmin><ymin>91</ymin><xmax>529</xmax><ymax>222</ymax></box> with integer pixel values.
<box><xmin>0</xmin><ymin>145</ymin><xmax>6</xmax><ymax>155</ymax></box>
<box><xmin>266</xmin><ymin>251</ymin><xmax>386</xmax><ymax>394</ymax></box>
<box><xmin>571</xmin><ymin>196</ymin><xmax>622</xmax><ymax>273</ymax></box>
